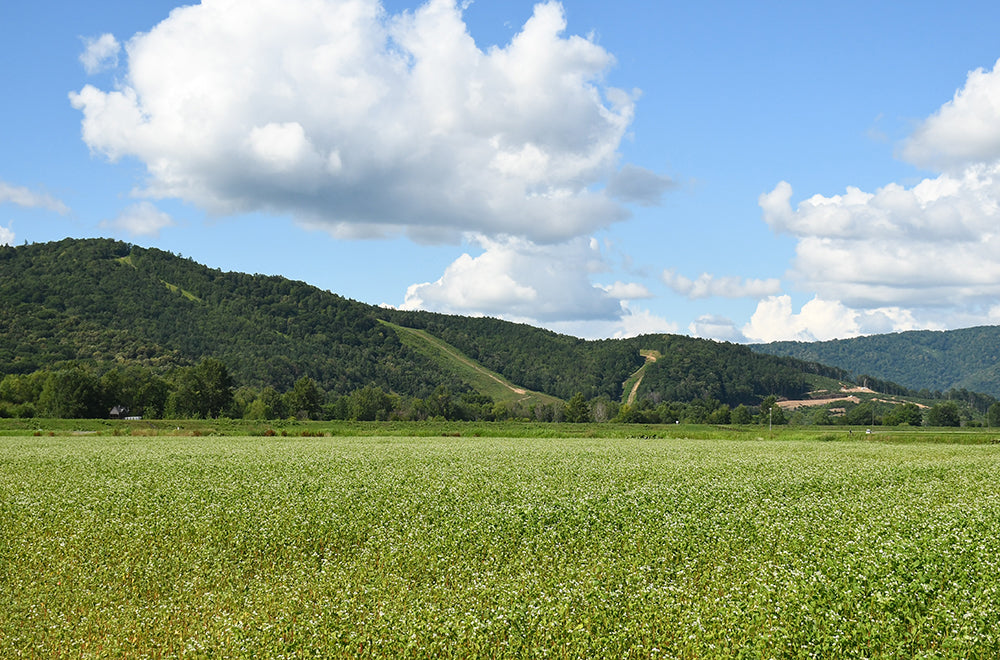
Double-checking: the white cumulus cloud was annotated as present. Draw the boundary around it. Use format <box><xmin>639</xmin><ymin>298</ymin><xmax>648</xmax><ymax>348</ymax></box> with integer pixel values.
<box><xmin>0</xmin><ymin>224</ymin><xmax>14</xmax><ymax>246</ymax></box>
<box><xmin>743</xmin><ymin>296</ymin><xmax>860</xmax><ymax>343</ymax></box>
<box><xmin>545</xmin><ymin>302</ymin><xmax>679</xmax><ymax>340</ymax></box>
<box><xmin>102</xmin><ymin>202</ymin><xmax>175</xmax><ymax>237</ymax></box>
<box><xmin>611</xmin><ymin>303</ymin><xmax>679</xmax><ymax>338</ymax></box>
<box><xmin>742</xmin><ymin>295</ymin><xmax>926</xmax><ymax>343</ymax></box>
<box><xmin>759</xmin><ymin>56</ymin><xmax>1000</xmax><ymax>338</ymax></box>
<box><xmin>900</xmin><ymin>58</ymin><xmax>1000</xmax><ymax>171</ymax></box>
<box><xmin>402</xmin><ymin>235</ymin><xmax>624</xmax><ymax>322</ymax></box>
<box><xmin>761</xmin><ymin>167</ymin><xmax>1000</xmax><ymax>310</ymax></box>
<box><xmin>79</xmin><ymin>34</ymin><xmax>121</xmax><ymax>74</ymax></box>
<box><xmin>69</xmin><ymin>0</ymin><xmax>648</xmax><ymax>244</ymax></box>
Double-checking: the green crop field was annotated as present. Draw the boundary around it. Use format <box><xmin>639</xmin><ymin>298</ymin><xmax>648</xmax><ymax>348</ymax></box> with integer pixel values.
<box><xmin>2</xmin><ymin>433</ymin><xmax>999</xmax><ymax>658</ymax></box>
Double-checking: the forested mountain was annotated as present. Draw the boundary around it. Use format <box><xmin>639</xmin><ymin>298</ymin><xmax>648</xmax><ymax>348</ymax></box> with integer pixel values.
<box><xmin>0</xmin><ymin>238</ymin><xmax>878</xmax><ymax>419</ymax></box>
<box><xmin>0</xmin><ymin>238</ymin><xmax>464</xmax><ymax>398</ymax></box>
<box><xmin>621</xmin><ymin>334</ymin><xmax>847</xmax><ymax>406</ymax></box>
<box><xmin>755</xmin><ymin>327</ymin><xmax>1000</xmax><ymax>398</ymax></box>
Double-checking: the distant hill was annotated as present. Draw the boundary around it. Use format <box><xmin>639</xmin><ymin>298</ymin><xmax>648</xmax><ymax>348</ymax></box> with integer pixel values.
<box><xmin>754</xmin><ymin>327</ymin><xmax>1000</xmax><ymax>398</ymax></box>
<box><xmin>1</xmin><ymin>238</ymin><xmax>853</xmax><ymax>407</ymax></box>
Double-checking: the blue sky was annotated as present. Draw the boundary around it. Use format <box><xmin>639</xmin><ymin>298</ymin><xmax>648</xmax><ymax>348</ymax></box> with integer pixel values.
<box><xmin>5</xmin><ymin>0</ymin><xmax>1000</xmax><ymax>342</ymax></box>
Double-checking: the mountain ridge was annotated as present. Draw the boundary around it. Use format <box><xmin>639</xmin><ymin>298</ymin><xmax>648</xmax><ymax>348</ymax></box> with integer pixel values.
<box><xmin>0</xmin><ymin>237</ymin><xmax>928</xmax><ymax>415</ymax></box>
<box><xmin>755</xmin><ymin>327</ymin><xmax>1000</xmax><ymax>399</ymax></box>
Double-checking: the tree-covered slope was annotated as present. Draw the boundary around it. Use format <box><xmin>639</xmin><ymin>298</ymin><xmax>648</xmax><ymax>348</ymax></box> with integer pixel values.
<box><xmin>2</xmin><ymin>238</ymin><xmax>639</xmax><ymax>400</ymax></box>
<box><xmin>0</xmin><ymin>238</ymin><xmax>465</xmax><ymax>397</ymax></box>
<box><xmin>2</xmin><ymin>238</ymin><xmax>860</xmax><ymax>407</ymax></box>
<box><xmin>379</xmin><ymin>308</ymin><xmax>644</xmax><ymax>401</ymax></box>
<box><xmin>623</xmin><ymin>334</ymin><xmax>848</xmax><ymax>406</ymax></box>
<box><xmin>755</xmin><ymin>327</ymin><xmax>1000</xmax><ymax>398</ymax></box>
<box><xmin>379</xmin><ymin>320</ymin><xmax>563</xmax><ymax>408</ymax></box>
<box><xmin>376</xmin><ymin>312</ymin><xmax>832</xmax><ymax>405</ymax></box>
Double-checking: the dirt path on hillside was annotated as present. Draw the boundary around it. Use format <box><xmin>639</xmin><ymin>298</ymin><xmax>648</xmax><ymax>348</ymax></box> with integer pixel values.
<box><xmin>626</xmin><ymin>352</ymin><xmax>658</xmax><ymax>406</ymax></box>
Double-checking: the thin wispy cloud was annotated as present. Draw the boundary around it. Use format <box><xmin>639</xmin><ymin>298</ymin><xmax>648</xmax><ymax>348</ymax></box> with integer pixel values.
<box><xmin>0</xmin><ymin>180</ymin><xmax>69</xmax><ymax>215</ymax></box>
<box><xmin>663</xmin><ymin>269</ymin><xmax>781</xmax><ymax>300</ymax></box>
<box><xmin>101</xmin><ymin>202</ymin><xmax>175</xmax><ymax>237</ymax></box>
<box><xmin>79</xmin><ymin>33</ymin><xmax>120</xmax><ymax>74</ymax></box>
<box><xmin>606</xmin><ymin>164</ymin><xmax>677</xmax><ymax>206</ymax></box>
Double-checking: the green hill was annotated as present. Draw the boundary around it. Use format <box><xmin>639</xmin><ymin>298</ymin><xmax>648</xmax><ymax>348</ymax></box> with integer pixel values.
<box><xmin>0</xmin><ymin>237</ymin><xmax>914</xmax><ymax>420</ymax></box>
<box><xmin>0</xmin><ymin>238</ymin><xmax>460</xmax><ymax>397</ymax></box>
<box><xmin>0</xmin><ymin>238</ymin><xmax>649</xmax><ymax>402</ymax></box>
<box><xmin>755</xmin><ymin>327</ymin><xmax>1000</xmax><ymax>398</ymax></box>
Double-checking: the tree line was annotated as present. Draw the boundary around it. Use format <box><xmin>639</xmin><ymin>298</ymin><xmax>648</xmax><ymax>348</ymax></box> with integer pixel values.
<box><xmin>3</xmin><ymin>358</ymin><xmax>993</xmax><ymax>427</ymax></box>
<box><xmin>757</xmin><ymin>327</ymin><xmax>1000</xmax><ymax>399</ymax></box>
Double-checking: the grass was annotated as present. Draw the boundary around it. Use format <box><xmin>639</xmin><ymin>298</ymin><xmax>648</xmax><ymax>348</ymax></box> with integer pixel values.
<box><xmin>2</xmin><ymin>417</ymin><xmax>1000</xmax><ymax>444</ymax></box>
<box><xmin>2</xmin><ymin>433</ymin><xmax>1000</xmax><ymax>657</ymax></box>
<box><xmin>162</xmin><ymin>280</ymin><xmax>202</xmax><ymax>302</ymax></box>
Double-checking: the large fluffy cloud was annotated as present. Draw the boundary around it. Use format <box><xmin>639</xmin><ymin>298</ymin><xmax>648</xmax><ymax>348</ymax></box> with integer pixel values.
<box><xmin>742</xmin><ymin>295</ymin><xmax>925</xmax><ymax>343</ymax></box>
<box><xmin>401</xmin><ymin>235</ymin><xmax>634</xmax><ymax>322</ymax></box>
<box><xmin>901</xmin><ymin>58</ymin><xmax>1000</xmax><ymax>172</ymax></box>
<box><xmin>762</xmin><ymin>166</ymin><xmax>1000</xmax><ymax>309</ymax></box>
<box><xmin>70</xmin><ymin>0</ymin><xmax>657</xmax><ymax>244</ymax></box>
<box><xmin>759</xmin><ymin>57</ymin><xmax>1000</xmax><ymax>338</ymax></box>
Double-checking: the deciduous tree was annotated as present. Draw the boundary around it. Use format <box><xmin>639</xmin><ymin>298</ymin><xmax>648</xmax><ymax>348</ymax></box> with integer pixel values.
<box><xmin>925</xmin><ymin>401</ymin><xmax>961</xmax><ymax>427</ymax></box>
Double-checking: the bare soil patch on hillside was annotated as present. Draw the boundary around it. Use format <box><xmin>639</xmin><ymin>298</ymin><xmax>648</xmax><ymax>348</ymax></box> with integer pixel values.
<box><xmin>776</xmin><ymin>384</ymin><xmax>882</xmax><ymax>411</ymax></box>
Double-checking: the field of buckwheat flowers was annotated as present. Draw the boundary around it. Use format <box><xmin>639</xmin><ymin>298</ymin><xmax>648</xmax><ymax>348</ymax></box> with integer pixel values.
<box><xmin>2</xmin><ymin>432</ymin><xmax>1000</xmax><ymax>658</ymax></box>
